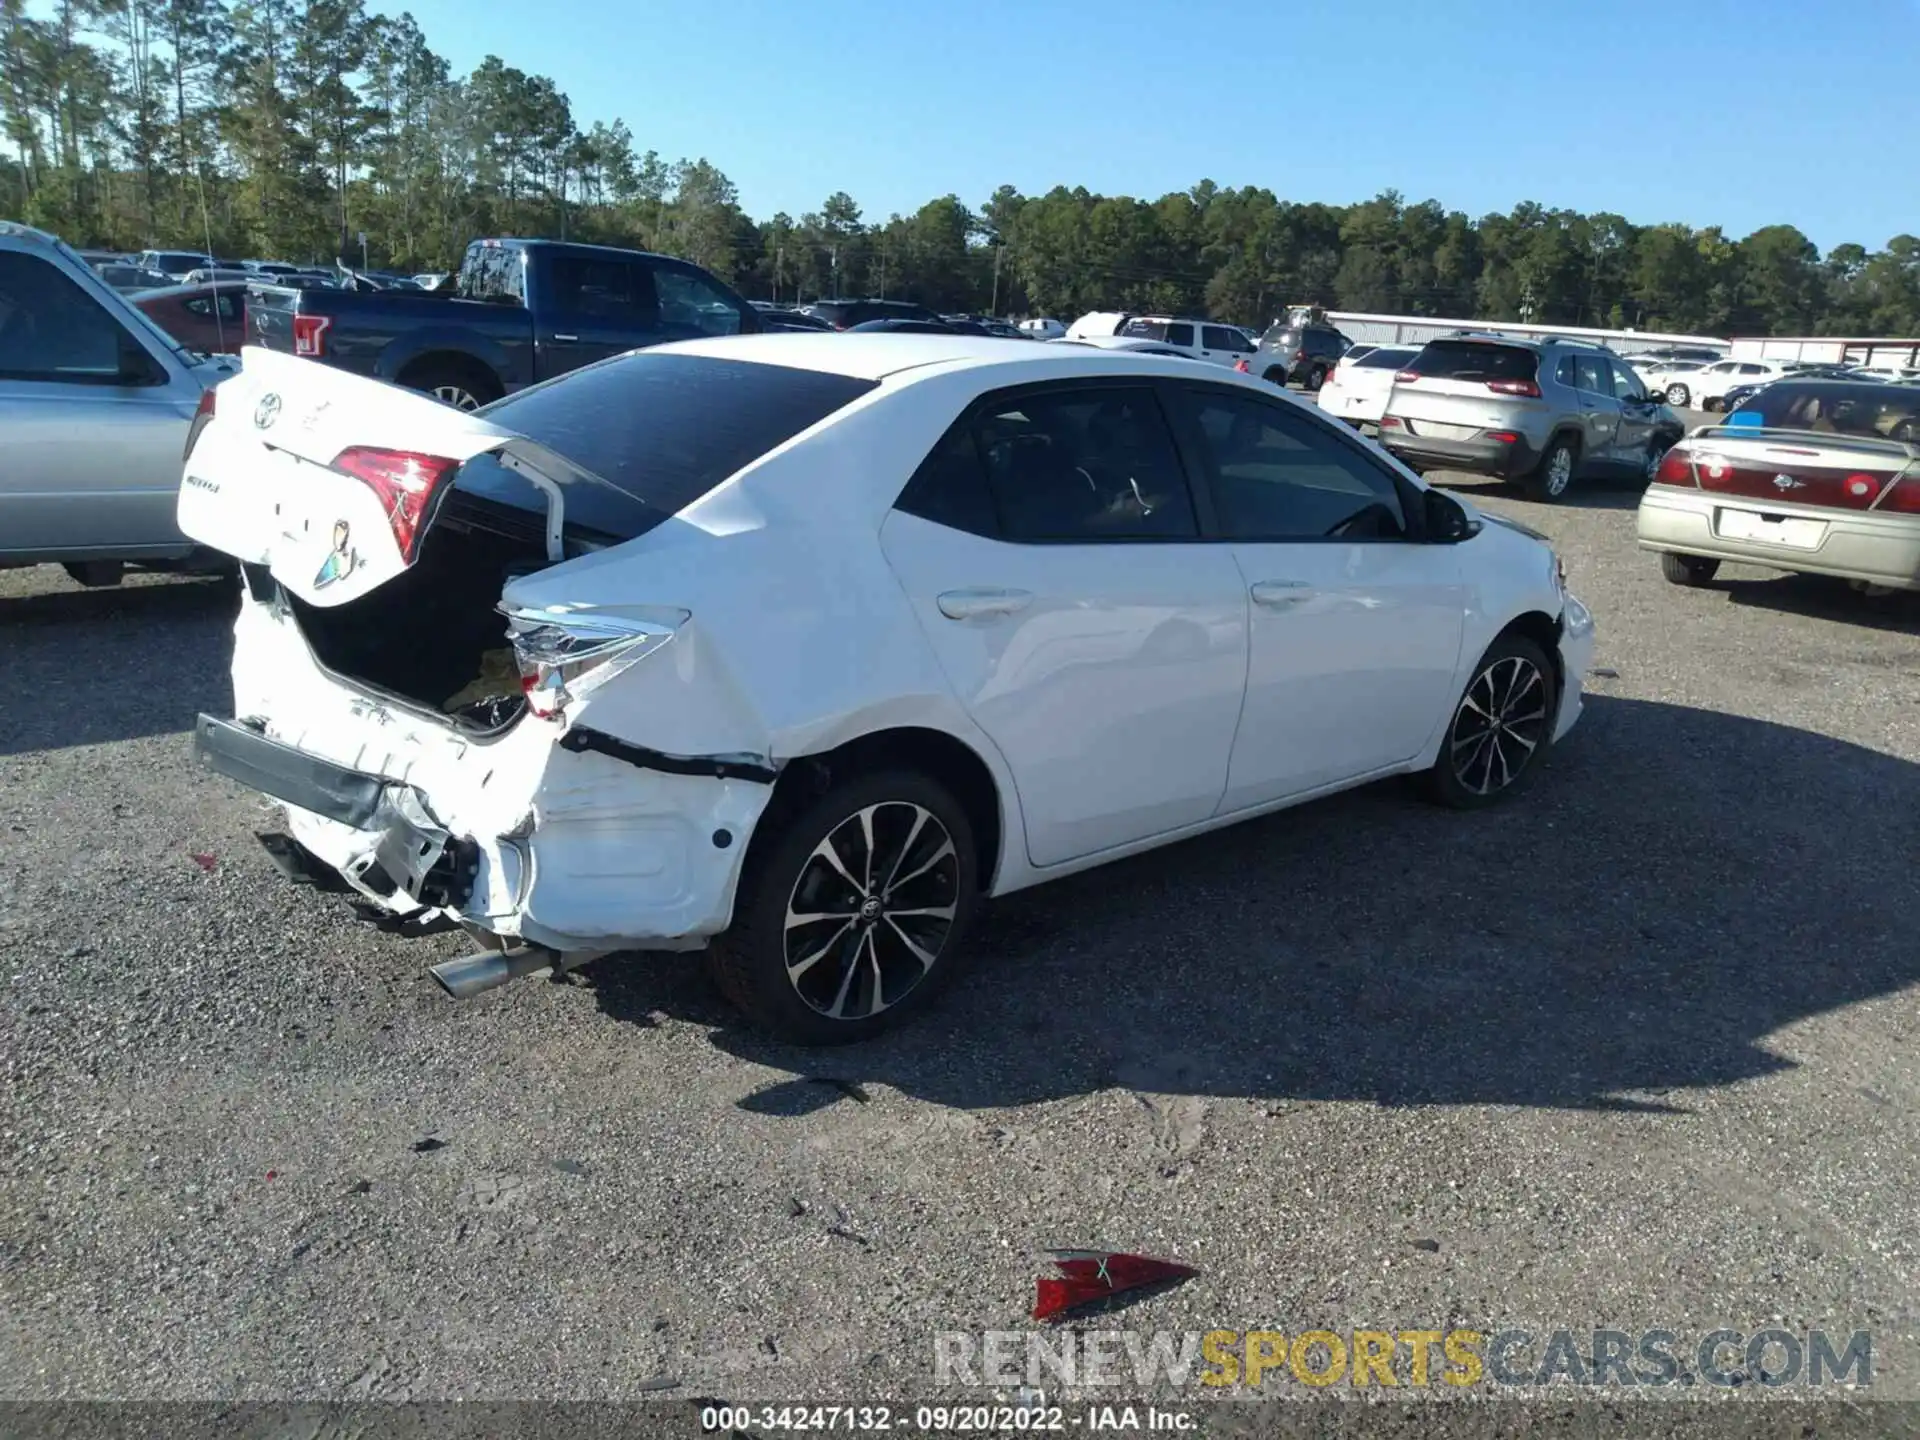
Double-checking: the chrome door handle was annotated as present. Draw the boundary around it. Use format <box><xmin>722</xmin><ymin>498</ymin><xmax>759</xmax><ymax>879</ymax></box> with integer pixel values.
<box><xmin>1250</xmin><ymin>580</ymin><xmax>1313</xmax><ymax>607</ymax></box>
<box><xmin>551</xmin><ymin>333</ymin><xmax>579</xmax><ymax>342</ymax></box>
<box><xmin>937</xmin><ymin>587</ymin><xmax>1034</xmax><ymax>620</ymax></box>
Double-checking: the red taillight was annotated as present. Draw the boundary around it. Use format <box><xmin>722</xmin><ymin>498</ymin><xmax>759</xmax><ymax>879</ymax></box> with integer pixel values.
<box><xmin>1485</xmin><ymin>430</ymin><xmax>1520</xmax><ymax>445</ymax></box>
<box><xmin>330</xmin><ymin>446</ymin><xmax>460</xmax><ymax>561</ymax></box>
<box><xmin>1880</xmin><ymin>469</ymin><xmax>1920</xmax><ymax>514</ymax></box>
<box><xmin>183</xmin><ymin>383</ymin><xmax>218</xmax><ymax>461</ymax></box>
<box><xmin>1394</xmin><ymin>370</ymin><xmax>1419</xmax><ymax>383</ymax></box>
<box><xmin>292</xmin><ymin>314</ymin><xmax>331</xmax><ymax>357</ymax></box>
<box><xmin>195</xmin><ymin>386</ymin><xmax>216</xmax><ymax>420</ymax></box>
<box><xmin>1235</xmin><ymin>358</ymin><xmax>1249</xmax><ymax>373</ymax></box>
<box><xmin>1379</xmin><ymin>415</ymin><xmax>1403</xmax><ymax>428</ymax></box>
<box><xmin>1292</xmin><ymin>348</ymin><xmax>1307</xmax><ymax>362</ymax></box>
<box><xmin>1653</xmin><ymin>449</ymin><xmax>1695</xmax><ymax>486</ymax></box>
<box><xmin>1486</xmin><ymin>379</ymin><xmax>1542</xmax><ymax>397</ymax></box>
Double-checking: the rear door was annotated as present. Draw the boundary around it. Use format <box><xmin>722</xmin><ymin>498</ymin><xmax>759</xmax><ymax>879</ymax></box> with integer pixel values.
<box><xmin>878</xmin><ymin>381</ymin><xmax>1250</xmax><ymax>868</ymax></box>
<box><xmin>1201</xmin><ymin>324</ymin><xmax>1252</xmax><ymax>369</ymax></box>
<box><xmin>531</xmin><ymin>253</ymin><xmax>659</xmax><ymax>378</ymax></box>
<box><xmin>178</xmin><ymin>346</ymin><xmax>541</xmax><ymax>606</ymax></box>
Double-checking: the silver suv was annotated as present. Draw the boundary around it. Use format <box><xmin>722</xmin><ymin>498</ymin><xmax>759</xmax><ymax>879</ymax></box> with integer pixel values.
<box><xmin>1379</xmin><ymin>334</ymin><xmax>1685</xmax><ymax>501</ymax></box>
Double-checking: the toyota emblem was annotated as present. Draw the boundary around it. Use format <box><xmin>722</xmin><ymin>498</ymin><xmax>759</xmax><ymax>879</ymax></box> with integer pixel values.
<box><xmin>253</xmin><ymin>393</ymin><xmax>281</xmax><ymax>430</ymax></box>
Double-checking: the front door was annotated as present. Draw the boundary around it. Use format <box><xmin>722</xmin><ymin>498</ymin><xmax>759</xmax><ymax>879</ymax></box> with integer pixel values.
<box><xmin>1165</xmin><ymin>382</ymin><xmax>1468</xmax><ymax>809</ymax></box>
<box><xmin>1568</xmin><ymin>352</ymin><xmax>1620</xmax><ymax>469</ymax></box>
<box><xmin>1606</xmin><ymin>357</ymin><xmax>1658</xmax><ymax>473</ymax></box>
<box><xmin>879</xmin><ymin>381</ymin><xmax>1250</xmax><ymax>867</ymax></box>
<box><xmin>532</xmin><ymin>255</ymin><xmax>659</xmax><ymax>380</ymax></box>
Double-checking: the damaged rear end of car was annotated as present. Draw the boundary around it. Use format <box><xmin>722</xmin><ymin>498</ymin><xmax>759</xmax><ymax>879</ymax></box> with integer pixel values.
<box><xmin>179</xmin><ymin>346</ymin><xmax>874</xmax><ymax>991</ymax></box>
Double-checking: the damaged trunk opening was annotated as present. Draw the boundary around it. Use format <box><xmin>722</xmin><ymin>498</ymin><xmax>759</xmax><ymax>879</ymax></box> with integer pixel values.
<box><xmin>285</xmin><ymin>489</ymin><xmax>557</xmax><ymax>729</ymax></box>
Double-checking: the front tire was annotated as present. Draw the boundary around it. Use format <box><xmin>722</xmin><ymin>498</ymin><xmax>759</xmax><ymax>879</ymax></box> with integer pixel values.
<box><xmin>707</xmin><ymin>769</ymin><xmax>980</xmax><ymax>1044</ymax></box>
<box><xmin>1422</xmin><ymin>634</ymin><xmax>1557</xmax><ymax>809</ymax></box>
<box><xmin>1522</xmin><ymin>434</ymin><xmax>1580</xmax><ymax>502</ymax></box>
<box><xmin>1659</xmin><ymin>552</ymin><xmax>1720</xmax><ymax>587</ymax></box>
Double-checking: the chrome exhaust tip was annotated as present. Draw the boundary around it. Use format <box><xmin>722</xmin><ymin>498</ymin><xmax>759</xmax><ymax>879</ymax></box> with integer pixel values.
<box><xmin>429</xmin><ymin>946</ymin><xmax>554</xmax><ymax>999</ymax></box>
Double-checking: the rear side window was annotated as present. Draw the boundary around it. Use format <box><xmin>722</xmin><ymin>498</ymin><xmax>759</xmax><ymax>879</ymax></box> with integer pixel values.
<box><xmin>968</xmin><ymin>386</ymin><xmax>1199</xmax><ymax>542</ymax></box>
<box><xmin>456</xmin><ymin>354</ymin><xmax>878</xmax><ymax>539</ymax></box>
<box><xmin>1572</xmin><ymin>355</ymin><xmax>1610</xmax><ymax>395</ymax></box>
<box><xmin>1408</xmin><ymin>340</ymin><xmax>1538</xmax><ymax>383</ymax></box>
<box><xmin>460</xmin><ymin>244</ymin><xmax>526</xmax><ymax>306</ymax></box>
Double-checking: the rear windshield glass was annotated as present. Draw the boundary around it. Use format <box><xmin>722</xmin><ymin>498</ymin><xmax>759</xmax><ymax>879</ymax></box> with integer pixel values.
<box><xmin>1731</xmin><ymin>383</ymin><xmax>1920</xmax><ymax>439</ymax></box>
<box><xmin>1354</xmin><ymin>347</ymin><xmax>1417</xmax><ymax>369</ymax></box>
<box><xmin>1408</xmin><ymin>340</ymin><xmax>1538</xmax><ymax>382</ymax></box>
<box><xmin>1119</xmin><ymin>319</ymin><xmax>1171</xmax><ymax>341</ymax></box>
<box><xmin>456</xmin><ymin>353</ymin><xmax>879</xmax><ymax>539</ymax></box>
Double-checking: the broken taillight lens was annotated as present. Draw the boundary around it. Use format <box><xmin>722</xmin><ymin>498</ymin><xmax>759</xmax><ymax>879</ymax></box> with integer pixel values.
<box><xmin>330</xmin><ymin>446</ymin><xmax>461</xmax><ymax>562</ymax></box>
<box><xmin>502</xmin><ymin>607</ymin><xmax>685</xmax><ymax>719</ymax></box>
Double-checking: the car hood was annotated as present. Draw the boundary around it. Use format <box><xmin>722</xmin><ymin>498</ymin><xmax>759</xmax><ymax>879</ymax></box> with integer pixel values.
<box><xmin>1464</xmin><ymin>499</ymin><xmax>1550</xmax><ymax>546</ymax></box>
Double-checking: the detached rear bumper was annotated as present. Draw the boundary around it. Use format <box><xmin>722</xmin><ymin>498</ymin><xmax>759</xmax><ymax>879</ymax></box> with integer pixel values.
<box><xmin>196</xmin><ymin>715</ymin><xmax>478</xmax><ymax>909</ymax></box>
<box><xmin>1553</xmin><ymin>593</ymin><xmax>1596</xmax><ymax>743</ymax></box>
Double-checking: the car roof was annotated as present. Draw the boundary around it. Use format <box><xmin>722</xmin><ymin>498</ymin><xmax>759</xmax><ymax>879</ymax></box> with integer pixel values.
<box><xmin>654</xmin><ymin>332</ymin><xmax>1259</xmax><ymax>385</ymax></box>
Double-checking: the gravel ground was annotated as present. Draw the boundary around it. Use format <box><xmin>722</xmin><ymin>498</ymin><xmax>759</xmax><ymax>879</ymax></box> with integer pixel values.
<box><xmin>4</xmin><ymin>428</ymin><xmax>1919</xmax><ymax>1426</ymax></box>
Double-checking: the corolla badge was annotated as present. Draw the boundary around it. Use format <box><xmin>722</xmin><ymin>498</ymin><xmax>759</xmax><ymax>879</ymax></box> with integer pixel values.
<box><xmin>1772</xmin><ymin>473</ymin><xmax>1805</xmax><ymax>491</ymax></box>
<box><xmin>313</xmin><ymin>520</ymin><xmax>359</xmax><ymax>588</ymax></box>
<box><xmin>254</xmin><ymin>392</ymin><xmax>281</xmax><ymax>429</ymax></box>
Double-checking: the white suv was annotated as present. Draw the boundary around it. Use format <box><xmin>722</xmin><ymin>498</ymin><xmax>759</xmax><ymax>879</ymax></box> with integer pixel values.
<box><xmin>1113</xmin><ymin>315</ymin><xmax>1254</xmax><ymax>368</ymax></box>
<box><xmin>1669</xmin><ymin>359</ymin><xmax>1791</xmax><ymax>410</ymax></box>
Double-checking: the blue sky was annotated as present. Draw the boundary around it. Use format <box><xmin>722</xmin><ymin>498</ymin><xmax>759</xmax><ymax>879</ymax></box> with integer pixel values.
<box><xmin>384</xmin><ymin>0</ymin><xmax>1910</xmax><ymax>252</ymax></box>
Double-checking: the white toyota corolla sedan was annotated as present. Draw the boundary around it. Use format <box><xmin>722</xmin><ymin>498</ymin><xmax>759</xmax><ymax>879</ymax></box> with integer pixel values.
<box><xmin>179</xmin><ymin>336</ymin><xmax>1594</xmax><ymax>1043</ymax></box>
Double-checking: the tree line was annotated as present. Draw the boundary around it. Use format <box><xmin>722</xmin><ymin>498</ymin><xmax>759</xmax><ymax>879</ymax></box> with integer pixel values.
<box><xmin>4</xmin><ymin>0</ymin><xmax>1917</xmax><ymax>338</ymax></box>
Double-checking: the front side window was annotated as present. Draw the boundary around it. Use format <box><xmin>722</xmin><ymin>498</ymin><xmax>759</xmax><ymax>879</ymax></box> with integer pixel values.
<box><xmin>1203</xmin><ymin>325</ymin><xmax>1249</xmax><ymax>353</ymax></box>
<box><xmin>653</xmin><ymin>267</ymin><xmax>744</xmax><ymax>337</ymax></box>
<box><xmin>1607</xmin><ymin>360</ymin><xmax>1644</xmax><ymax>400</ymax></box>
<box><xmin>547</xmin><ymin>257</ymin><xmax>653</xmax><ymax>323</ymax></box>
<box><xmin>1178</xmin><ymin>387</ymin><xmax>1406</xmax><ymax>541</ymax></box>
<box><xmin>971</xmin><ymin>386</ymin><xmax>1198</xmax><ymax>542</ymax></box>
<box><xmin>0</xmin><ymin>251</ymin><xmax>130</xmax><ymax>380</ymax></box>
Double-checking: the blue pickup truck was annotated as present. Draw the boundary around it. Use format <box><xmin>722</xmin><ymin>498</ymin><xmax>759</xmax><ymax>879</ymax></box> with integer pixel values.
<box><xmin>247</xmin><ymin>238</ymin><xmax>767</xmax><ymax>409</ymax></box>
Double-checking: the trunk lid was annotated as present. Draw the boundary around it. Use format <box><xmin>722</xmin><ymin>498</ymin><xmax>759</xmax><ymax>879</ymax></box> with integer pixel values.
<box><xmin>1679</xmin><ymin>426</ymin><xmax>1920</xmax><ymax>512</ymax></box>
<box><xmin>178</xmin><ymin>346</ymin><xmax>564</xmax><ymax>607</ymax></box>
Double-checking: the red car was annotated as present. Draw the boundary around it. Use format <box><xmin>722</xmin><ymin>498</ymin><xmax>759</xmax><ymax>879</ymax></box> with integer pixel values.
<box><xmin>133</xmin><ymin>282</ymin><xmax>248</xmax><ymax>354</ymax></box>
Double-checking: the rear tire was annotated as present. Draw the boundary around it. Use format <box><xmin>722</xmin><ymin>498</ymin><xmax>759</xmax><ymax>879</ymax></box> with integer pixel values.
<box><xmin>1659</xmin><ymin>552</ymin><xmax>1720</xmax><ymax>587</ymax></box>
<box><xmin>1306</xmin><ymin>364</ymin><xmax>1328</xmax><ymax>392</ymax></box>
<box><xmin>1522</xmin><ymin>434</ymin><xmax>1580</xmax><ymax>503</ymax></box>
<box><xmin>400</xmin><ymin>364</ymin><xmax>502</xmax><ymax>412</ymax></box>
<box><xmin>707</xmin><ymin>769</ymin><xmax>980</xmax><ymax>1045</ymax></box>
<box><xmin>1421</xmin><ymin>633</ymin><xmax>1557</xmax><ymax>810</ymax></box>
<box><xmin>1665</xmin><ymin>382</ymin><xmax>1691</xmax><ymax>408</ymax></box>
<box><xmin>1262</xmin><ymin>366</ymin><xmax>1289</xmax><ymax>386</ymax></box>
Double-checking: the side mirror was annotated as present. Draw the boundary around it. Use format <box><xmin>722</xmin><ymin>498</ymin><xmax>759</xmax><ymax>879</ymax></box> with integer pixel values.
<box><xmin>1423</xmin><ymin>486</ymin><xmax>1476</xmax><ymax>543</ymax></box>
<box><xmin>117</xmin><ymin>331</ymin><xmax>165</xmax><ymax>385</ymax></box>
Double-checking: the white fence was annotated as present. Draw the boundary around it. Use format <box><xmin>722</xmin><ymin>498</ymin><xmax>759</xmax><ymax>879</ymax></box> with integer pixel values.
<box><xmin>1730</xmin><ymin>336</ymin><xmax>1920</xmax><ymax>366</ymax></box>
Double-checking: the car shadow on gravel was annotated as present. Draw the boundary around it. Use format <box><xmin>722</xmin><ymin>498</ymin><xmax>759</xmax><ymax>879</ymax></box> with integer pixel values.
<box><xmin>0</xmin><ymin>575</ymin><xmax>236</xmax><ymax>754</ymax></box>
<box><xmin>1716</xmin><ymin>572</ymin><xmax>1920</xmax><ymax>634</ymax></box>
<box><xmin>1434</xmin><ymin>473</ymin><xmax>1645</xmax><ymax>512</ymax></box>
<box><xmin>590</xmin><ymin>692</ymin><xmax>1920</xmax><ymax>1115</ymax></box>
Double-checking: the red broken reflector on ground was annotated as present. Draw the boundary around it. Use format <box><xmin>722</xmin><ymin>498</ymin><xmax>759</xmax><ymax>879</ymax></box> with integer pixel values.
<box><xmin>1033</xmin><ymin>1250</ymin><xmax>1198</xmax><ymax>1322</ymax></box>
